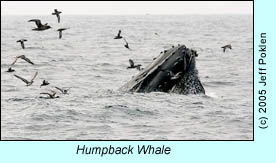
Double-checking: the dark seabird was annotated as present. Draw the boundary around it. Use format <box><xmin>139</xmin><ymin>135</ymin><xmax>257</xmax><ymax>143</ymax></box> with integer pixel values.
<box><xmin>55</xmin><ymin>86</ymin><xmax>70</xmax><ymax>94</ymax></box>
<box><xmin>52</xmin><ymin>9</ymin><xmax>62</xmax><ymax>23</ymax></box>
<box><xmin>6</xmin><ymin>67</ymin><xmax>15</xmax><ymax>72</ymax></box>
<box><xmin>154</xmin><ymin>33</ymin><xmax>160</xmax><ymax>36</ymax></box>
<box><xmin>11</xmin><ymin>55</ymin><xmax>34</xmax><ymax>65</ymax></box>
<box><xmin>114</xmin><ymin>30</ymin><xmax>123</xmax><ymax>39</ymax></box>
<box><xmin>40</xmin><ymin>80</ymin><xmax>50</xmax><ymax>88</ymax></box>
<box><xmin>123</xmin><ymin>38</ymin><xmax>131</xmax><ymax>50</ymax></box>
<box><xmin>28</xmin><ymin>19</ymin><xmax>51</xmax><ymax>31</ymax></box>
<box><xmin>14</xmin><ymin>72</ymin><xmax>38</xmax><ymax>86</ymax></box>
<box><xmin>57</xmin><ymin>28</ymin><xmax>68</xmax><ymax>39</ymax></box>
<box><xmin>127</xmin><ymin>59</ymin><xmax>142</xmax><ymax>71</ymax></box>
<box><xmin>221</xmin><ymin>44</ymin><xmax>232</xmax><ymax>52</ymax></box>
<box><xmin>161</xmin><ymin>70</ymin><xmax>182</xmax><ymax>80</ymax></box>
<box><xmin>16</xmin><ymin>39</ymin><xmax>27</xmax><ymax>49</ymax></box>
<box><xmin>40</xmin><ymin>90</ymin><xmax>60</xmax><ymax>99</ymax></box>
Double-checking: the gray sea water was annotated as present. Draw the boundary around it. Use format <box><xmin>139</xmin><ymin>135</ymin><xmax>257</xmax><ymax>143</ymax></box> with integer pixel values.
<box><xmin>1</xmin><ymin>15</ymin><xmax>253</xmax><ymax>140</ymax></box>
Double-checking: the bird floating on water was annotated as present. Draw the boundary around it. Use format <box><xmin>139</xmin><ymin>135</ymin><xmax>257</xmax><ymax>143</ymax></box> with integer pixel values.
<box><xmin>28</xmin><ymin>19</ymin><xmax>51</xmax><ymax>31</ymax></box>
<box><xmin>6</xmin><ymin>67</ymin><xmax>15</xmax><ymax>72</ymax></box>
<box><xmin>221</xmin><ymin>44</ymin><xmax>232</xmax><ymax>52</ymax></box>
<box><xmin>114</xmin><ymin>30</ymin><xmax>123</xmax><ymax>39</ymax></box>
<box><xmin>57</xmin><ymin>28</ymin><xmax>68</xmax><ymax>39</ymax></box>
<box><xmin>14</xmin><ymin>72</ymin><xmax>38</xmax><ymax>86</ymax></box>
<box><xmin>127</xmin><ymin>59</ymin><xmax>142</xmax><ymax>71</ymax></box>
<box><xmin>52</xmin><ymin>9</ymin><xmax>62</xmax><ymax>23</ymax></box>
<box><xmin>11</xmin><ymin>55</ymin><xmax>34</xmax><ymax>65</ymax></box>
<box><xmin>16</xmin><ymin>39</ymin><xmax>27</xmax><ymax>49</ymax></box>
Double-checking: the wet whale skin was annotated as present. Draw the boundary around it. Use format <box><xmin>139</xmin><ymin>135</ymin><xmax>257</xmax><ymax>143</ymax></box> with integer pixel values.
<box><xmin>119</xmin><ymin>45</ymin><xmax>205</xmax><ymax>95</ymax></box>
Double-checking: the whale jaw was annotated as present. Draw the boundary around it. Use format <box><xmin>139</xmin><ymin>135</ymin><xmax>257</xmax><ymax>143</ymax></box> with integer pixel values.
<box><xmin>119</xmin><ymin>45</ymin><xmax>205</xmax><ymax>95</ymax></box>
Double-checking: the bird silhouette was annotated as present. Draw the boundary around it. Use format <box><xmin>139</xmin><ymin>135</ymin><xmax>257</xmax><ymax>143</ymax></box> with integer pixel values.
<box><xmin>52</xmin><ymin>9</ymin><xmax>62</xmax><ymax>23</ymax></box>
<box><xmin>14</xmin><ymin>72</ymin><xmax>38</xmax><ymax>86</ymax></box>
<box><xmin>28</xmin><ymin>19</ymin><xmax>51</xmax><ymax>31</ymax></box>
<box><xmin>221</xmin><ymin>44</ymin><xmax>232</xmax><ymax>52</ymax></box>
<box><xmin>40</xmin><ymin>90</ymin><xmax>60</xmax><ymax>99</ymax></box>
<box><xmin>127</xmin><ymin>59</ymin><xmax>142</xmax><ymax>71</ymax></box>
<box><xmin>11</xmin><ymin>55</ymin><xmax>34</xmax><ymax>65</ymax></box>
<box><xmin>16</xmin><ymin>39</ymin><xmax>27</xmax><ymax>49</ymax></box>
<box><xmin>57</xmin><ymin>28</ymin><xmax>68</xmax><ymax>39</ymax></box>
<box><xmin>114</xmin><ymin>30</ymin><xmax>123</xmax><ymax>39</ymax></box>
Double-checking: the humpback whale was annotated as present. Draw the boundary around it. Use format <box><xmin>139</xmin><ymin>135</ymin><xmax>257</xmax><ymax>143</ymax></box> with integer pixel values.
<box><xmin>119</xmin><ymin>45</ymin><xmax>205</xmax><ymax>94</ymax></box>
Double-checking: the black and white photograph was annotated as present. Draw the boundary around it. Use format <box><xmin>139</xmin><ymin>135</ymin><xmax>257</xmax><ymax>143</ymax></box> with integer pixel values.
<box><xmin>1</xmin><ymin>1</ymin><xmax>253</xmax><ymax>140</ymax></box>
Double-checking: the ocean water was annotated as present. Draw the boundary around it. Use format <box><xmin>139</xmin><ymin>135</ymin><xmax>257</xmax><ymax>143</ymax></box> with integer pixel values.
<box><xmin>1</xmin><ymin>15</ymin><xmax>253</xmax><ymax>140</ymax></box>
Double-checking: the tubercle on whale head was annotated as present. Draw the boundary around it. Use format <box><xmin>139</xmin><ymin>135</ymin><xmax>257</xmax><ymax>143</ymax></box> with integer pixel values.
<box><xmin>191</xmin><ymin>49</ymin><xmax>198</xmax><ymax>57</ymax></box>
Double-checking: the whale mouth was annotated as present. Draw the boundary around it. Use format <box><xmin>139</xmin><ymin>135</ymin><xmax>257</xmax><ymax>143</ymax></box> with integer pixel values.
<box><xmin>119</xmin><ymin>45</ymin><xmax>205</xmax><ymax>94</ymax></box>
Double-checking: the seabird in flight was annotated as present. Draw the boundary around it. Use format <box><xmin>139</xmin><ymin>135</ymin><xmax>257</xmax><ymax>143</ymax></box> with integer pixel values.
<box><xmin>14</xmin><ymin>72</ymin><xmax>38</xmax><ymax>86</ymax></box>
<box><xmin>40</xmin><ymin>80</ymin><xmax>50</xmax><ymax>88</ymax></box>
<box><xmin>114</xmin><ymin>30</ymin><xmax>123</xmax><ymax>39</ymax></box>
<box><xmin>16</xmin><ymin>39</ymin><xmax>27</xmax><ymax>49</ymax></box>
<box><xmin>161</xmin><ymin>70</ymin><xmax>182</xmax><ymax>80</ymax></box>
<box><xmin>57</xmin><ymin>28</ymin><xmax>68</xmax><ymax>39</ymax></box>
<box><xmin>52</xmin><ymin>9</ymin><xmax>62</xmax><ymax>23</ymax></box>
<box><xmin>55</xmin><ymin>86</ymin><xmax>70</xmax><ymax>94</ymax></box>
<box><xmin>28</xmin><ymin>19</ymin><xmax>51</xmax><ymax>31</ymax></box>
<box><xmin>123</xmin><ymin>38</ymin><xmax>131</xmax><ymax>50</ymax></box>
<box><xmin>11</xmin><ymin>55</ymin><xmax>34</xmax><ymax>65</ymax></box>
<box><xmin>221</xmin><ymin>44</ymin><xmax>232</xmax><ymax>52</ymax></box>
<box><xmin>127</xmin><ymin>59</ymin><xmax>142</xmax><ymax>71</ymax></box>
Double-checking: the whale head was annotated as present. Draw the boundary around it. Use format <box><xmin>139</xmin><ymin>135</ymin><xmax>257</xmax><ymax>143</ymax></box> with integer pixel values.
<box><xmin>119</xmin><ymin>45</ymin><xmax>205</xmax><ymax>95</ymax></box>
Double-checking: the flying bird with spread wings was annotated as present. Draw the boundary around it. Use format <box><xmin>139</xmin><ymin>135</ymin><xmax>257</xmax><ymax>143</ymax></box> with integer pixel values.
<box><xmin>55</xmin><ymin>86</ymin><xmax>70</xmax><ymax>94</ymax></box>
<box><xmin>57</xmin><ymin>28</ymin><xmax>68</xmax><ymax>39</ymax></box>
<box><xmin>11</xmin><ymin>55</ymin><xmax>34</xmax><ymax>65</ymax></box>
<box><xmin>28</xmin><ymin>19</ymin><xmax>51</xmax><ymax>31</ymax></box>
<box><xmin>16</xmin><ymin>39</ymin><xmax>27</xmax><ymax>49</ymax></box>
<box><xmin>127</xmin><ymin>59</ymin><xmax>142</xmax><ymax>71</ymax></box>
<box><xmin>14</xmin><ymin>72</ymin><xmax>38</xmax><ymax>86</ymax></box>
<box><xmin>221</xmin><ymin>44</ymin><xmax>232</xmax><ymax>52</ymax></box>
<box><xmin>52</xmin><ymin>9</ymin><xmax>62</xmax><ymax>23</ymax></box>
